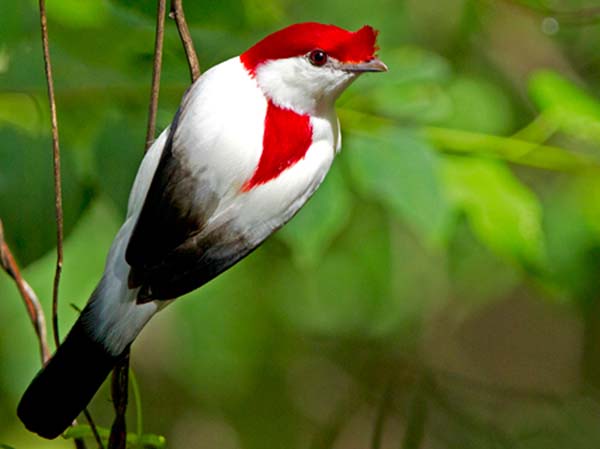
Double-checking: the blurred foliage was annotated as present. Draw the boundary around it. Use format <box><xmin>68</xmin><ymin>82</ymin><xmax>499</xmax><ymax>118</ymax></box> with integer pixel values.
<box><xmin>2</xmin><ymin>0</ymin><xmax>600</xmax><ymax>448</ymax></box>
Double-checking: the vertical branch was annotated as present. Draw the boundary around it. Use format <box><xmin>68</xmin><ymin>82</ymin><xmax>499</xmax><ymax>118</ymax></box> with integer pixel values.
<box><xmin>108</xmin><ymin>352</ymin><xmax>130</xmax><ymax>449</ymax></box>
<box><xmin>38</xmin><ymin>4</ymin><xmax>102</xmax><ymax>448</ymax></box>
<box><xmin>401</xmin><ymin>381</ymin><xmax>427</xmax><ymax>449</ymax></box>
<box><xmin>38</xmin><ymin>0</ymin><xmax>64</xmax><ymax>349</ymax></box>
<box><xmin>145</xmin><ymin>0</ymin><xmax>167</xmax><ymax>150</ymax></box>
<box><xmin>109</xmin><ymin>1</ymin><xmax>169</xmax><ymax>447</ymax></box>
<box><xmin>0</xmin><ymin>220</ymin><xmax>51</xmax><ymax>364</ymax></box>
<box><xmin>110</xmin><ymin>2</ymin><xmax>199</xmax><ymax>447</ymax></box>
<box><xmin>83</xmin><ymin>409</ymin><xmax>106</xmax><ymax>449</ymax></box>
<box><xmin>170</xmin><ymin>0</ymin><xmax>201</xmax><ymax>82</ymax></box>
<box><xmin>371</xmin><ymin>381</ymin><xmax>393</xmax><ymax>449</ymax></box>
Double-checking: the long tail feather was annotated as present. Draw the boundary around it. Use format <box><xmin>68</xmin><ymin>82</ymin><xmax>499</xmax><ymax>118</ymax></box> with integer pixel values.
<box><xmin>17</xmin><ymin>316</ymin><xmax>121</xmax><ymax>439</ymax></box>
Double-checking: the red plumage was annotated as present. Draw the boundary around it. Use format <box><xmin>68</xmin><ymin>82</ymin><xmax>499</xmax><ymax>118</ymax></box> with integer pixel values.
<box><xmin>241</xmin><ymin>22</ymin><xmax>379</xmax><ymax>75</ymax></box>
<box><xmin>242</xmin><ymin>100</ymin><xmax>313</xmax><ymax>191</ymax></box>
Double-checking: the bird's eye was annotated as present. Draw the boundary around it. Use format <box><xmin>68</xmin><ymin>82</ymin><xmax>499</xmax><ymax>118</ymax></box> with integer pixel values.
<box><xmin>308</xmin><ymin>49</ymin><xmax>328</xmax><ymax>66</ymax></box>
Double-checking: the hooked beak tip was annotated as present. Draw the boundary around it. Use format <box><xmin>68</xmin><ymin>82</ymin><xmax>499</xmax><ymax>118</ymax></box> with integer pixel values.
<box><xmin>343</xmin><ymin>58</ymin><xmax>388</xmax><ymax>73</ymax></box>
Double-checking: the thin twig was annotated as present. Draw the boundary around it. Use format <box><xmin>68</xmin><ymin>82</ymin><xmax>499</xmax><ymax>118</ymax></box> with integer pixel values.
<box><xmin>145</xmin><ymin>0</ymin><xmax>167</xmax><ymax>150</ymax></box>
<box><xmin>84</xmin><ymin>409</ymin><xmax>106</xmax><ymax>449</ymax></box>
<box><xmin>371</xmin><ymin>381</ymin><xmax>394</xmax><ymax>449</ymax></box>
<box><xmin>108</xmin><ymin>351</ymin><xmax>130</xmax><ymax>449</ymax></box>
<box><xmin>109</xmin><ymin>3</ymin><xmax>200</xmax><ymax>447</ymax></box>
<box><xmin>39</xmin><ymin>4</ymin><xmax>99</xmax><ymax>448</ymax></box>
<box><xmin>0</xmin><ymin>220</ymin><xmax>51</xmax><ymax>364</ymax></box>
<box><xmin>109</xmin><ymin>1</ymin><xmax>170</xmax><ymax>445</ymax></box>
<box><xmin>38</xmin><ymin>0</ymin><xmax>64</xmax><ymax>350</ymax></box>
<box><xmin>401</xmin><ymin>380</ymin><xmax>427</xmax><ymax>449</ymax></box>
<box><xmin>170</xmin><ymin>0</ymin><xmax>201</xmax><ymax>82</ymax></box>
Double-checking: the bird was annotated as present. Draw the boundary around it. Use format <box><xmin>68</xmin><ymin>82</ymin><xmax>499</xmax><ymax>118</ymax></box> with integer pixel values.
<box><xmin>17</xmin><ymin>22</ymin><xmax>387</xmax><ymax>439</ymax></box>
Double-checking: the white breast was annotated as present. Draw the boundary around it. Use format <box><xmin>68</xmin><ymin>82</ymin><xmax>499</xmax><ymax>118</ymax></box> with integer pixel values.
<box><xmin>207</xmin><ymin>111</ymin><xmax>337</xmax><ymax>244</ymax></box>
<box><xmin>87</xmin><ymin>56</ymin><xmax>339</xmax><ymax>354</ymax></box>
<box><xmin>174</xmin><ymin>57</ymin><xmax>268</xmax><ymax>199</ymax></box>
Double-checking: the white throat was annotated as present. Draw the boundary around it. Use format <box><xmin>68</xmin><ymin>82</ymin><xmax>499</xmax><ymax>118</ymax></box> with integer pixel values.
<box><xmin>253</xmin><ymin>56</ymin><xmax>357</xmax><ymax>116</ymax></box>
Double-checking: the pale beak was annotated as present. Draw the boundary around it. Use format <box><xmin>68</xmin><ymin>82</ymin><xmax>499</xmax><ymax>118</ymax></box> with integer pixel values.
<box><xmin>341</xmin><ymin>58</ymin><xmax>388</xmax><ymax>73</ymax></box>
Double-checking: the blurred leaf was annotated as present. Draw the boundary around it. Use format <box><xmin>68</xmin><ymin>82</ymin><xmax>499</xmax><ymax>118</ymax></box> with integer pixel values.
<box><xmin>441</xmin><ymin>76</ymin><xmax>515</xmax><ymax>135</ymax></box>
<box><xmin>93</xmin><ymin>113</ymin><xmax>146</xmax><ymax>214</ymax></box>
<box><xmin>449</xmin><ymin>219</ymin><xmax>521</xmax><ymax>306</ymax></box>
<box><xmin>63</xmin><ymin>425</ymin><xmax>106</xmax><ymax>441</ymax></box>
<box><xmin>344</xmin><ymin>128</ymin><xmax>450</xmax><ymax>241</ymax></box>
<box><xmin>424</xmin><ymin>126</ymin><xmax>600</xmax><ymax>171</ymax></box>
<box><xmin>278</xmin><ymin>164</ymin><xmax>352</xmax><ymax>267</ymax></box>
<box><xmin>574</xmin><ymin>174</ymin><xmax>600</xmax><ymax>239</ymax></box>
<box><xmin>167</xmin><ymin>257</ymin><xmax>273</xmax><ymax>404</ymax></box>
<box><xmin>272</xmin><ymin>201</ymin><xmax>393</xmax><ymax>336</ymax></box>
<box><xmin>529</xmin><ymin>70</ymin><xmax>600</xmax><ymax>143</ymax></box>
<box><xmin>0</xmin><ymin>2</ymin><xmax>35</xmax><ymax>46</ymax></box>
<box><xmin>241</xmin><ymin>0</ymin><xmax>285</xmax><ymax>26</ymax></box>
<box><xmin>0</xmin><ymin>444</ymin><xmax>16</xmax><ymax>449</ymax></box>
<box><xmin>45</xmin><ymin>0</ymin><xmax>109</xmax><ymax>28</ymax></box>
<box><xmin>341</xmin><ymin>47</ymin><xmax>453</xmax><ymax>123</ymax></box>
<box><xmin>64</xmin><ymin>424</ymin><xmax>166</xmax><ymax>449</ymax></box>
<box><xmin>0</xmin><ymin>93</ymin><xmax>44</xmax><ymax>134</ymax></box>
<box><xmin>511</xmin><ymin>396</ymin><xmax>600</xmax><ymax>449</ymax></box>
<box><xmin>112</xmin><ymin>0</ymin><xmax>246</xmax><ymax>28</ymax></box>
<box><xmin>443</xmin><ymin>156</ymin><xmax>545</xmax><ymax>268</ymax></box>
<box><xmin>0</xmin><ymin>128</ymin><xmax>92</xmax><ymax>264</ymax></box>
<box><xmin>402</xmin><ymin>382</ymin><xmax>428</xmax><ymax>449</ymax></box>
<box><xmin>529</xmin><ymin>70</ymin><xmax>600</xmax><ymax>121</ymax></box>
<box><xmin>541</xmin><ymin>180</ymin><xmax>600</xmax><ymax>306</ymax></box>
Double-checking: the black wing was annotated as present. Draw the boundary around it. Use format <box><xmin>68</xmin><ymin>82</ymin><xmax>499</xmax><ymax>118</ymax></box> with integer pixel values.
<box><xmin>125</xmin><ymin>109</ymin><xmax>253</xmax><ymax>302</ymax></box>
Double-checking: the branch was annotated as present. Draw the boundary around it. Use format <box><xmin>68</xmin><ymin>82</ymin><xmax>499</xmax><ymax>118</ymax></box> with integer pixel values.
<box><xmin>110</xmin><ymin>1</ymin><xmax>169</xmax><ymax>446</ymax></box>
<box><xmin>108</xmin><ymin>351</ymin><xmax>130</xmax><ymax>449</ymax></box>
<box><xmin>38</xmin><ymin>0</ymin><xmax>64</xmax><ymax>350</ymax></box>
<box><xmin>83</xmin><ymin>409</ymin><xmax>106</xmax><ymax>449</ymax></box>
<box><xmin>39</xmin><ymin>3</ymin><xmax>103</xmax><ymax>448</ymax></box>
<box><xmin>401</xmin><ymin>381</ymin><xmax>427</xmax><ymax>449</ymax></box>
<box><xmin>371</xmin><ymin>381</ymin><xmax>393</xmax><ymax>449</ymax></box>
<box><xmin>110</xmin><ymin>2</ymin><xmax>200</xmax><ymax>447</ymax></box>
<box><xmin>145</xmin><ymin>0</ymin><xmax>167</xmax><ymax>150</ymax></box>
<box><xmin>170</xmin><ymin>0</ymin><xmax>201</xmax><ymax>82</ymax></box>
<box><xmin>0</xmin><ymin>220</ymin><xmax>50</xmax><ymax>364</ymax></box>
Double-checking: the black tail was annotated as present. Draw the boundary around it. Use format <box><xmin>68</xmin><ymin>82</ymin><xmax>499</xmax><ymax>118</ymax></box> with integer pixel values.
<box><xmin>17</xmin><ymin>316</ymin><xmax>120</xmax><ymax>439</ymax></box>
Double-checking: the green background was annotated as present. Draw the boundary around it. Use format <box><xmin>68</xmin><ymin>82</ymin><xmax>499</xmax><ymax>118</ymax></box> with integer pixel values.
<box><xmin>2</xmin><ymin>0</ymin><xmax>600</xmax><ymax>448</ymax></box>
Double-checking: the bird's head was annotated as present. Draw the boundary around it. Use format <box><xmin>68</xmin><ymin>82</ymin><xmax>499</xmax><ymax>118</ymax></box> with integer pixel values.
<box><xmin>240</xmin><ymin>22</ymin><xmax>387</xmax><ymax>115</ymax></box>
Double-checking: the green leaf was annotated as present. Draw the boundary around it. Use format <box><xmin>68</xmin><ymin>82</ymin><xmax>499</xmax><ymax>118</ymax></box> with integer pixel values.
<box><xmin>63</xmin><ymin>424</ymin><xmax>109</xmax><ymax>441</ymax></box>
<box><xmin>0</xmin><ymin>444</ymin><xmax>17</xmax><ymax>449</ymax></box>
<box><xmin>0</xmin><ymin>92</ymin><xmax>44</xmax><ymax>134</ymax></box>
<box><xmin>443</xmin><ymin>156</ymin><xmax>545</xmax><ymax>268</ymax></box>
<box><xmin>0</xmin><ymin>128</ymin><xmax>91</xmax><ymax>264</ymax></box>
<box><xmin>529</xmin><ymin>70</ymin><xmax>600</xmax><ymax>143</ymax></box>
<box><xmin>93</xmin><ymin>113</ymin><xmax>146</xmax><ymax>214</ymax></box>
<box><xmin>340</xmin><ymin>47</ymin><xmax>453</xmax><ymax>124</ymax></box>
<box><xmin>529</xmin><ymin>70</ymin><xmax>600</xmax><ymax>121</ymax></box>
<box><xmin>441</xmin><ymin>76</ymin><xmax>515</xmax><ymax>135</ymax></box>
<box><xmin>64</xmin><ymin>424</ymin><xmax>166</xmax><ymax>449</ymax></box>
<box><xmin>344</xmin><ymin>128</ymin><xmax>450</xmax><ymax>241</ymax></box>
<box><xmin>272</xmin><ymin>201</ymin><xmax>394</xmax><ymax>337</ymax></box>
<box><xmin>574</xmin><ymin>174</ymin><xmax>600</xmax><ymax>239</ymax></box>
<box><xmin>424</xmin><ymin>126</ymin><xmax>599</xmax><ymax>171</ymax></box>
<box><xmin>278</xmin><ymin>164</ymin><xmax>352</xmax><ymax>267</ymax></box>
<box><xmin>46</xmin><ymin>0</ymin><xmax>110</xmax><ymax>28</ymax></box>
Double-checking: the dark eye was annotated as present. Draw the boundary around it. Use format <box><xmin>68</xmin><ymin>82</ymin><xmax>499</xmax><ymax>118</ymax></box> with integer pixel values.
<box><xmin>308</xmin><ymin>49</ymin><xmax>328</xmax><ymax>66</ymax></box>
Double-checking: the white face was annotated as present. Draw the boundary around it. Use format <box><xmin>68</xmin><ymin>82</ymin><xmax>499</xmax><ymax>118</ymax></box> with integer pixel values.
<box><xmin>253</xmin><ymin>53</ymin><xmax>359</xmax><ymax>116</ymax></box>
